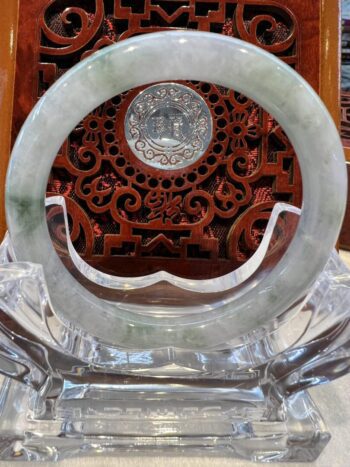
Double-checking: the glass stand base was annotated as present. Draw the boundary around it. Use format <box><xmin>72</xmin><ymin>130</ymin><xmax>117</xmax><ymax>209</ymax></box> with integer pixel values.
<box><xmin>0</xmin><ymin>377</ymin><xmax>330</xmax><ymax>462</ymax></box>
<box><xmin>1</xmin><ymin>226</ymin><xmax>349</xmax><ymax>463</ymax></box>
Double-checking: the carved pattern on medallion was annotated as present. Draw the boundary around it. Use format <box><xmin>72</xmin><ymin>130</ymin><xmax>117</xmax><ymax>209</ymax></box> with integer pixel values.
<box><xmin>125</xmin><ymin>83</ymin><xmax>212</xmax><ymax>169</ymax></box>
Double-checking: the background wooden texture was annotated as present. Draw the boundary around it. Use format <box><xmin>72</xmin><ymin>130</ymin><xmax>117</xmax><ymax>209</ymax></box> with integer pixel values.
<box><xmin>0</xmin><ymin>0</ymin><xmax>19</xmax><ymax>239</ymax></box>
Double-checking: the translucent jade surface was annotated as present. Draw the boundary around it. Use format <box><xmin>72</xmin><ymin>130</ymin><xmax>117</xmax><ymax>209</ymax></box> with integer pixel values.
<box><xmin>6</xmin><ymin>31</ymin><xmax>346</xmax><ymax>349</ymax></box>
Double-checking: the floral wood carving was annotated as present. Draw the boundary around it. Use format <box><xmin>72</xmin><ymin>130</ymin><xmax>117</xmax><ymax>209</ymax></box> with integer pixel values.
<box><xmin>15</xmin><ymin>0</ymin><xmax>309</xmax><ymax>279</ymax></box>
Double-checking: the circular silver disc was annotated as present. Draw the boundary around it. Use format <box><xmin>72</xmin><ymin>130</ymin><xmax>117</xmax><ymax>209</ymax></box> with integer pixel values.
<box><xmin>125</xmin><ymin>83</ymin><xmax>213</xmax><ymax>170</ymax></box>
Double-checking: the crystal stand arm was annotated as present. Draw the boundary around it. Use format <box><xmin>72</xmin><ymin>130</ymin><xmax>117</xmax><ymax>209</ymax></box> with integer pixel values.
<box><xmin>268</xmin><ymin>320</ymin><xmax>350</xmax><ymax>404</ymax></box>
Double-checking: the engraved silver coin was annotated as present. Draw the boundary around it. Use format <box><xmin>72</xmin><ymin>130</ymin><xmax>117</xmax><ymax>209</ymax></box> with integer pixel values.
<box><xmin>125</xmin><ymin>83</ymin><xmax>213</xmax><ymax>170</ymax></box>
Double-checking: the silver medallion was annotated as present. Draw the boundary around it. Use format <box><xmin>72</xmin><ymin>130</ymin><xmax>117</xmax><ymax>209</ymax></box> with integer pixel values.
<box><xmin>125</xmin><ymin>83</ymin><xmax>213</xmax><ymax>170</ymax></box>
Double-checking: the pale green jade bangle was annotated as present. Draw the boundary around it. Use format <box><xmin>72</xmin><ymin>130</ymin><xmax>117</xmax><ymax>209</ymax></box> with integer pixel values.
<box><xmin>5</xmin><ymin>31</ymin><xmax>347</xmax><ymax>350</ymax></box>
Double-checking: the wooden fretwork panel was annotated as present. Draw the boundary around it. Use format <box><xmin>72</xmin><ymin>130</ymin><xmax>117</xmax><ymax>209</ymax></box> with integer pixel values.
<box><xmin>11</xmin><ymin>0</ymin><xmax>324</xmax><ymax>279</ymax></box>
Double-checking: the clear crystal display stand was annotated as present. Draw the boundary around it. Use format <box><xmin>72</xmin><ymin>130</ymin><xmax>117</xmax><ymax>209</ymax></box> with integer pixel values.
<box><xmin>0</xmin><ymin>31</ymin><xmax>349</xmax><ymax>462</ymax></box>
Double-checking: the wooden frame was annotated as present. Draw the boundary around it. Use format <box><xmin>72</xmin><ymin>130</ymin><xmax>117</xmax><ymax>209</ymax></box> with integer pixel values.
<box><xmin>321</xmin><ymin>0</ymin><xmax>341</xmax><ymax>131</ymax></box>
<box><xmin>0</xmin><ymin>0</ymin><xmax>19</xmax><ymax>239</ymax></box>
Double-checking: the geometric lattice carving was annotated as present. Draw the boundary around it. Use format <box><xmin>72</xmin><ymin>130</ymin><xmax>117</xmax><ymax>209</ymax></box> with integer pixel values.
<box><xmin>13</xmin><ymin>0</ymin><xmax>312</xmax><ymax>279</ymax></box>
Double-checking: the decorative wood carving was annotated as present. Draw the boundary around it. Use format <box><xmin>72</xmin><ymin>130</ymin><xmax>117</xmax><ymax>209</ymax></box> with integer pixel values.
<box><xmin>12</xmin><ymin>0</ymin><xmax>324</xmax><ymax>279</ymax></box>
<box><xmin>341</xmin><ymin>91</ymin><xmax>350</xmax><ymax>147</ymax></box>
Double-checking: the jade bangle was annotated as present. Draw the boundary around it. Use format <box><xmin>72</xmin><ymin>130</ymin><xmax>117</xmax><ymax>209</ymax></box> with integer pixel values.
<box><xmin>5</xmin><ymin>31</ymin><xmax>347</xmax><ymax>349</ymax></box>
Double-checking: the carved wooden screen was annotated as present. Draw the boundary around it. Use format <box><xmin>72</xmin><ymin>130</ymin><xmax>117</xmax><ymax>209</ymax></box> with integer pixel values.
<box><xmin>12</xmin><ymin>0</ymin><xmax>322</xmax><ymax>279</ymax></box>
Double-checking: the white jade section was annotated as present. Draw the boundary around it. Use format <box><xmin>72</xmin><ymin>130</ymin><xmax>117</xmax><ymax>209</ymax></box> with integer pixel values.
<box><xmin>5</xmin><ymin>31</ymin><xmax>347</xmax><ymax>349</ymax></box>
